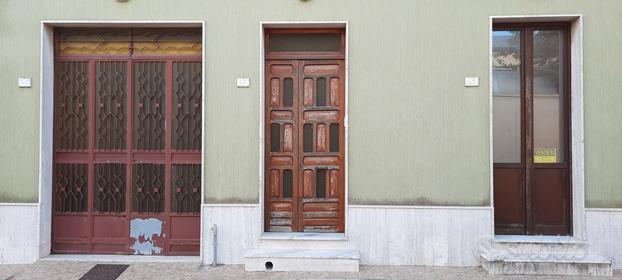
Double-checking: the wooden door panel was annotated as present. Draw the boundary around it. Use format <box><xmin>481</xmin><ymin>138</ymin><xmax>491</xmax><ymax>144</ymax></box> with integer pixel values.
<box><xmin>531</xmin><ymin>168</ymin><xmax>570</xmax><ymax>235</ymax></box>
<box><xmin>493</xmin><ymin>167</ymin><xmax>525</xmax><ymax>234</ymax></box>
<box><xmin>265</xmin><ymin>59</ymin><xmax>344</xmax><ymax>233</ymax></box>
<box><xmin>265</xmin><ymin>60</ymin><xmax>299</xmax><ymax>232</ymax></box>
<box><xmin>267</xmin><ymin>168</ymin><xmax>295</xmax><ymax>232</ymax></box>
<box><xmin>298</xmin><ymin>60</ymin><xmax>344</xmax><ymax>233</ymax></box>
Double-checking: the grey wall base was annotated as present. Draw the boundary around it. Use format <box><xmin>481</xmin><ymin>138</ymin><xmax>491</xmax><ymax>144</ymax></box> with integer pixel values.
<box><xmin>480</xmin><ymin>237</ymin><xmax>613</xmax><ymax>276</ymax></box>
<box><xmin>481</xmin><ymin>256</ymin><xmax>612</xmax><ymax>276</ymax></box>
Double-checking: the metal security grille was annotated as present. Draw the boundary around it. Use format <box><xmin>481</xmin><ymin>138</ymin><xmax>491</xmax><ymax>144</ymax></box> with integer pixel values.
<box><xmin>55</xmin><ymin>163</ymin><xmax>88</xmax><ymax>213</ymax></box>
<box><xmin>94</xmin><ymin>163</ymin><xmax>126</xmax><ymax>213</ymax></box>
<box><xmin>95</xmin><ymin>62</ymin><xmax>127</xmax><ymax>150</ymax></box>
<box><xmin>52</xmin><ymin>28</ymin><xmax>202</xmax><ymax>255</ymax></box>
<box><xmin>56</xmin><ymin>61</ymin><xmax>89</xmax><ymax>150</ymax></box>
<box><xmin>134</xmin><ymin>62</ymin><xmax>166</xmax><ymax>150</ymax></box>
<box><xmin>171</xmin><ymin>164</ymin><xmax>201</xmax><ymax>213</ymax></box>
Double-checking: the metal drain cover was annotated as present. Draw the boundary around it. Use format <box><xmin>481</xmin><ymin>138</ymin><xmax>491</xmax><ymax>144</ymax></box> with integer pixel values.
<box><xmin>79</xmin><ymin>264</ymin><xmax>129</xmax><ymax>280</ymax></box>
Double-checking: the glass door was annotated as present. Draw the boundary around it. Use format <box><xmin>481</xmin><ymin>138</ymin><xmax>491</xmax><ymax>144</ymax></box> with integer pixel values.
<box><xmin>493</xmin><ymin>23</ymin><xmax>571</xmax><ymax>235</ymax></box>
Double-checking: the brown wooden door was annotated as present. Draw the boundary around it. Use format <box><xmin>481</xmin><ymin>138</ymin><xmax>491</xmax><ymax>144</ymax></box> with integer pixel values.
<box><xmin>493</xmin><ymin>23</ymin><xmax>571</xmax><ymax>235</ymax></box>
<box><xmin>265</xmin><ymin>59</ymin><xmax>345</xmax><ymax>232</ymax></box>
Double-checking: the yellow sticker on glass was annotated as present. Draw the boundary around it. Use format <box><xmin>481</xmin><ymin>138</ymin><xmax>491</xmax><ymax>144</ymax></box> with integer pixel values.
<box><xmin>534</xmin><ymin>148</ymin><xmax>557</xmax><ymax>163</ymax></box>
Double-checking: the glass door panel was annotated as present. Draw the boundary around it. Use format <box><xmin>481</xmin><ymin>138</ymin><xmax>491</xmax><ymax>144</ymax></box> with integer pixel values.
<box><xmin>533</xmin><ymin>30</ymin><xmax>565</xmax><ymax>164</ymax></box>
<box><xmin>493</xmin><ymin>30</ymin><xmax>522</xmax><ymax>164</ymax></box>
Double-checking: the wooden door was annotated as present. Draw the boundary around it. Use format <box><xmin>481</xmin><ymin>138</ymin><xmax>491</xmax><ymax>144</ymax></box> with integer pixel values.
<box><xmin>493</xmin><ymin>23</ymin><xmax>571</xmax><ymax>235</ymax></box>
<box><xmin>265</xmin><ymin>59</ymin><xmax>345</xmax><ymax>232</ymax></box>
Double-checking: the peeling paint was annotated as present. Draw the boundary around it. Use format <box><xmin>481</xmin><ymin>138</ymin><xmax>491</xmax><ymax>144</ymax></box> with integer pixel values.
<box><xmin>130</xmin><ymin>218</ymin><xmax>163</xmax><ymax>255</ymax></box>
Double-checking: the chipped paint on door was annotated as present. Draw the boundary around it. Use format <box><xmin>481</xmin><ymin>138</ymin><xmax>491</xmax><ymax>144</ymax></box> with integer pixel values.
<box><xmin>130</xmin><ymin>218</ymin><xmax>163</xmax><ymax>255</ymax></box>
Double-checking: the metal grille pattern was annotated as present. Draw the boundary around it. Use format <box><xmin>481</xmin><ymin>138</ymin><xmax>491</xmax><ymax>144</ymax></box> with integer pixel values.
<box><xmin>57</xmin><ymin>61</ymin><xmax>89</xmax><ymax>150</ymax></box>
<box><xmin>96</xmin><ymin>61</ymin><xmax>127</xmax><ymax>149</ymax></box>
<box><xmin>171</xmin><ymin>164</ymin><xmax>201</xmax><ymax>213</ymax></box>
<box><xmin>133</xmin><ymin>29</ymin><xmax>202</xmax><ymax>55</ymax></box>
<box><xmin>172</xmin><ymin>62</ymin><xmax>202</xmax><ymax>150</ymax></box>
<box><xmin>134</xmin><ymin>62</ymin><xmax>166</xmax><ymax>150</ymax></box>
<box><xmin>56</xmin><ymin>28</ymin><xmax>201</xmax><ymax>56</ymax></box>
<box><xmin>95</xmin><ymin>163</ymin><xmax>126</xmax><ymax>213</ymax></box>
<box><xmin>53</xmin><ymin>28</ymin><xmax>202</xmax><ymax>255</ymax></box>
<box><xmin>132</xmin><ymin>164</ymin><xmax>165</xmax><ymax>213</ymax></box>
<box><xmin>57</xmin><ymin>29</ymin><xmax>131</xmax><ymax>55</ymax></box>
<box><xmin>55</xmin><ymin>163</ymin><xmax>88</xmax><ymax>212</ymax></box>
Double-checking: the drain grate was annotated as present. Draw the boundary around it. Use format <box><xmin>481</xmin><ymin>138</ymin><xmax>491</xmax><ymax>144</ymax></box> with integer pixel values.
<box><xmin>79</xmin><ymin>264</ymin><xmax>129</xmax><ymax>280</ymax></box>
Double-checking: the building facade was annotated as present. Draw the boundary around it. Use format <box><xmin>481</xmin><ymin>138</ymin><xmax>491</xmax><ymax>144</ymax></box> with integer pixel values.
<box><xmin>0</xmin><ymin>0</ymin><xmax>621</xmax><ymax>276</ymax></box>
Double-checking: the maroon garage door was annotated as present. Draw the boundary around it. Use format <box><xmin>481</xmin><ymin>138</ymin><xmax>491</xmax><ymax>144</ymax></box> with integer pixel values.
<box><xmin>52</xmin><ymin>28</ymin><xmax>202</xmax><ymax>255</ymax></box>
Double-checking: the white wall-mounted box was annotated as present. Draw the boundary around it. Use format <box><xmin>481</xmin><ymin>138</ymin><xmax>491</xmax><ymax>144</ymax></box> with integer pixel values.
<box><xmin>237</xmin><ymin>77</ymin><xmax>250</xmax><ymax>88</ymax></box>
<box><xmin>465</xmin><ymin>77</ymin><xmax>479</xmax><ymax>87</ymax></box>
<box><xmin>18</xmin><ymin>78</ymin><xmax>32</xmax><ymax>88</ymax></box>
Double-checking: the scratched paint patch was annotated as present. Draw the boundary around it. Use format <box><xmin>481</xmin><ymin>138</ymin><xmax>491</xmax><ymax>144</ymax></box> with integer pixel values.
<box><xmin>130</xmin><ymin>218</ymin><xmax>163</xmax><ymax>255</ymax></box>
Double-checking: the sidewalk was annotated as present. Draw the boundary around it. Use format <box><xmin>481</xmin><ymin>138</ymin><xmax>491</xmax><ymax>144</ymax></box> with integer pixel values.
<box><xmin>1</xmin><ymin>261</ymin><xmax>620</xmax><ymax>280</ymax></box>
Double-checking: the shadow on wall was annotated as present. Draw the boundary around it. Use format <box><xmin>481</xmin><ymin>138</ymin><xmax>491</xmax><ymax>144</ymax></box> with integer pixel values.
<box><xmin>0</xmin><ymin>191</ymin><xmax>38</xmax><ymax>203</ymax></box>
<box><xmin>349</xmin><ymin>197</ymin><xmax>490</xmax><ymax>206</ymax></box>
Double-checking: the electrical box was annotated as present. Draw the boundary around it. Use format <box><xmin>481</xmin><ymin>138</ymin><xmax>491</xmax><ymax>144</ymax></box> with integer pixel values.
<box><xmin>465</xmin><ymin>77</ymin><xmax>479</xmax><ymax>87</ymax></box>
<box><xmin>18</xmin><ymin>78</ymin><xmax>32</xmax><ymax>88</ymax></box>
<box><xmin>236</xmin><ymin>77</ymin><xmax>250</xmax><ymax>88</ymax></box>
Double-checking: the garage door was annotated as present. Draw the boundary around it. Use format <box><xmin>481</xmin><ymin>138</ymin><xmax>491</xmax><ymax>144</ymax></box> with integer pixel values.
<box><xmin>52</xmin><ymin>28</ymin><xmax>202</xmax><ymax>255</ymax></box>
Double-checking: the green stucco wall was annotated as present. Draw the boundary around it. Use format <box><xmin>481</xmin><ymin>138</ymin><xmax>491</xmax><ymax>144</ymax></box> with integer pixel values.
<box><xmin>0</xmin><ymin>0</ymin><xmax>621</xmax><ymax>207</ymax></box>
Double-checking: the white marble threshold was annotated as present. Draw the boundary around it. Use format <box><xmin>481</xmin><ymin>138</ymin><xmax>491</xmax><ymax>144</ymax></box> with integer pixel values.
<box><xmin>494</xmin><ymin>235</ymin><xmax>587</xmax><ymax>244</ymax></box>
<box><xmin>43</xmin><ymin>254</ymin><xmax>201</xmax><ymax>263</ymax></box>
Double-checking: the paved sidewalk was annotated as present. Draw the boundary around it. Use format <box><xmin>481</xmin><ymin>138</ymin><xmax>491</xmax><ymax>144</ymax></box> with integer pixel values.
<box><xmin>1</xmin><ymin>261</ymin><xmax>621</xmax><ymax>280</ymax></box>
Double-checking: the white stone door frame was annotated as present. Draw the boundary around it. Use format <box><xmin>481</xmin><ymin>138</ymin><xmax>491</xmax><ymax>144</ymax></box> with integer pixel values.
<box><xmin>488</xmin><ymin>15</ymin><xmax>585</xmax><ymax>239</ymax></box>
<box><xmin>38</xmin><ymin>20</ymin><xmax>205</xmax><ymax>260</ymax></box>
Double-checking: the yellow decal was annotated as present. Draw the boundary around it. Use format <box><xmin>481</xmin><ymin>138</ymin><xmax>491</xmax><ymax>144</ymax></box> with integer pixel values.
<box><xmin>534</xmin><ymin>148</ymin><xmax>557</xmax><ymax>163</ymax></box>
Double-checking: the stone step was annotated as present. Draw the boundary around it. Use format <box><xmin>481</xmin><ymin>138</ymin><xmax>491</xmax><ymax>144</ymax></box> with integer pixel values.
<box><xmin>481</xmin><ymin>252</ymin><xmax>613</xmax><ymax>276</ymax></box>
<box><xmin>243</xmin><ymin>248</ymin><xmax>360</xmax><ymax>272</ymax></box>
<box><xmin>490</xmin><ymin>235</ymin><xmax>589</xmax><ymax>255</ymax></box>
<box><xmin>256</xmin><ymin>232</ymin><xmax>351</xmax><ymax>250</ymax></box>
